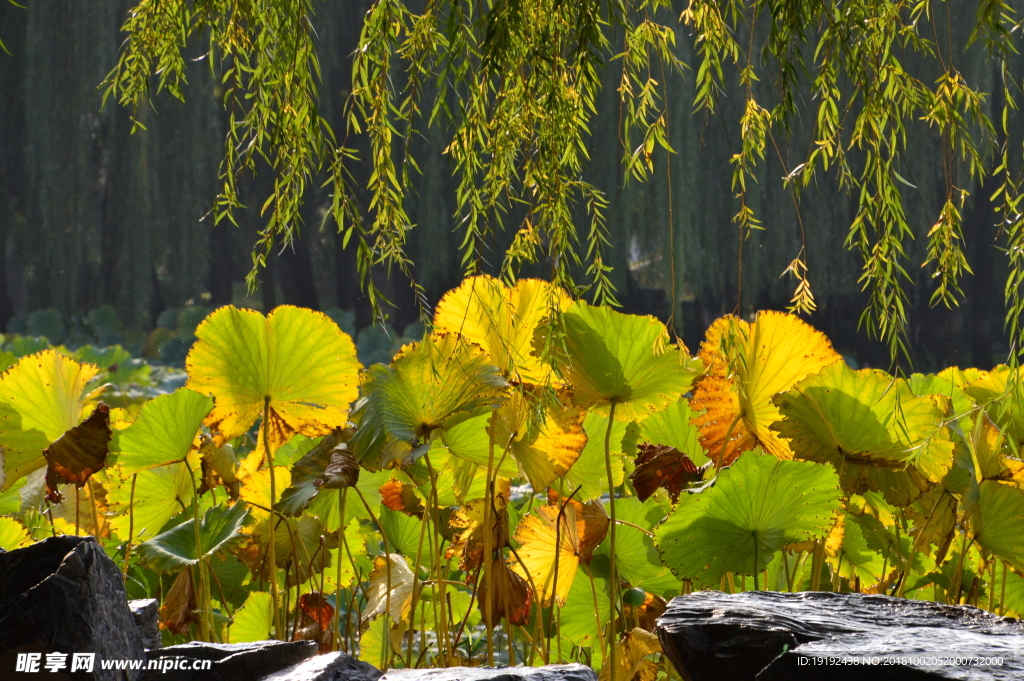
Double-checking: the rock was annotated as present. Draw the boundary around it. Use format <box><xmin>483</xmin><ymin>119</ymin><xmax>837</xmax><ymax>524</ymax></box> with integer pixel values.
<box><xmin>129</xmin><ymin>599</ymin><xmax>161</xmax><ymax>650</ymax></box>
<box><xmin>258</xmin><ymin>652</ymin><xmax>383</xmax><ymax>681</ymax></box>
<box><xmin>656</xmin><ymin>590</ymin><xmax>1024</xmax><ymax>681</ymax></box>
<box><xmin>0</xmin><ymin>535</ymin><xmax>147</xmax><ymax>681</ymax></box>
<box><xmin>382</xmin><ymin>664</ymin><xmax>597</xmax><ymax>681</ymax></box>
<box><xmin>143</xmin><ymin>640</ymin><xmax>319</xmax><ymax>681</ymax></box>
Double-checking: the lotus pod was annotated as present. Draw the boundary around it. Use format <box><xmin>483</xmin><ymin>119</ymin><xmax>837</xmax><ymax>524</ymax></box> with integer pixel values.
<box><xmin>318</xmin><ymin>444</ymin><xmax>359</xmax><ymax>489</ymax></box>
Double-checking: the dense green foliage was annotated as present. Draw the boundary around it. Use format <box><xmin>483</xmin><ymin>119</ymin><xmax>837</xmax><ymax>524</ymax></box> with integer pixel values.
<box><xmin>3</xmin><ymin>277</ymin><xmax>1024</xmax><ymax>677</ymax></box>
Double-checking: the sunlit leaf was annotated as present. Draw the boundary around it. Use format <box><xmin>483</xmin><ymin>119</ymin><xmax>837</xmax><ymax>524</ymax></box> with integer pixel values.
<box><xmin>351</xmin><ymin>333</ymin><xmax>507</xmax><ymax>470</ymax></box>
<box><xmin>654</xmin><ymin>452</ymin><xmax>841</xmax><ymax>583</ymax></box>
<box><xmin>359</xmin><ymin>614</ymin><xmax>394</xmax><ymax>670</ymax></box>
<box><xmin>0</xmin><ymin>350</ymin><xmax>103</xmax><ymax>490</ymax></box>
<box><xmin>107</xmin><ymin>461</ymin><xmax>194</xmax><ymax>542</ymax></box>
<box><xmin>970</xmin><ymin>480</ymin><xmax>1024</xmax><ymax>571</ymax></box>
<box><xmin>113</xmin><ymin>389</ymin><xmax>213</xmax><ymax>475</ymax></box>
<box><xmin>639</xmin><ymin>399</ymin><xmax>708</xmax><ymax>466</ymax></box>
<box><xmin>510</xmin><ymin>502</ymin><xmax>581</xmax><ymax>606</ymax></box>
<box><xmin>562</xmin><ymin>411</ymin><xmax>628</xmax><ymax>501</ymax></box>
<box><xmin>230</xmin><ymin>591</ymin><xmax>274</xmax><ymax>643</ymax></box>
<box><xmin>274</xmin><ymin>430</ymin><xmax>349</xmax><ymax>516</ymax></box>
<box><xmin>186</xmin><ymin>305</ymin><xmax>361</xmax><ymax>450</ymax></box>
<box><xmin>691</xmin><ymin>311</ymin><xmax>840</xmax><ymax>466</ymax></box>
<box><xmin>598</xmin><ymin>628</ymin><xmax>662</xmax><ymax>681</ymax></box>
<box><xmin>0</xmin><ymin>516</ymin><xmax>31</xmax><ymax>550</ymax></box>
<box><xmin>547</xmin><ymin>488</ymin><xmax>610</xmax><ymax>564</ymax></box>
<box><xmin>434</xmin><ymin>275</ymin><xmax>570</xmax><ymax>384</ymax></box>
<box><xmin>773</xmin><ymin>362</ymin><xmax>953</xmax><ymax>506</ymax></box>
<box><xmin>548</xmin><ymin>301</ymin><xmax>701</xmax><ymax>421</ymax></box>
<box><xmin>362</xmin><ymin>553</ymin><xmax>416</xmax><ymax>625</ymax></box>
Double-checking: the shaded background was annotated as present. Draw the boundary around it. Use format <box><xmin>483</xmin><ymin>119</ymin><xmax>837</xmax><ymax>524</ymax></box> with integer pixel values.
<box><xmin>0</xmin><ymin>1</ymin><xmax>1020</xmax><ymax>369</ymax></box>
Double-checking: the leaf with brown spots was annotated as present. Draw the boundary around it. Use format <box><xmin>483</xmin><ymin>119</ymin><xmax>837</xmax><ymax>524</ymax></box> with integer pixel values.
<box><xmin>44</xmin><ymin>403</ymin><xmax>111</xmax><ymax>504</ymax></box>
<box><xmin>160</xmin><ymin>568</ymin><xmax>196</xmax><ymax>635</ymax></box>
<box><xmin>546</xmin><ymin>489</ymin><xmax>609</xmax><ymax>564</ymax></box>
<box><xmin>447</xmin><ymin>478</ymin><xmax>511</xmax><ymax>570</ymax></box>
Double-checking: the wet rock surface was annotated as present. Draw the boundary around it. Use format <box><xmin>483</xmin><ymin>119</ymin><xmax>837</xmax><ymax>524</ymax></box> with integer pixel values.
<box><xmin>382</xmin><ymin>664</ymin><xmax>598</xmax><ymax>681</ymax></box>
<box><xmin>259</xmin><ymin>651</ymin><xmax>384</xmax><ymax>681</ymax></box>
<box><xmin>142</xmin><ymin>640</ymin><xmax>319</xmax><ymax>681</ymax></box>
<box><xmin>129</xmin><ymin>599</ymin><xmax>161</xmax><ymax>650</ymax></box>
<box><xmin>656</xmin><ymin>590</ymin><xmax>1024</xmax><ymax>680</ymax></box>
<box><xmin>0</xmin><ymin>535</ymin><xmax>146</xmax><ymax>681</ymax></box>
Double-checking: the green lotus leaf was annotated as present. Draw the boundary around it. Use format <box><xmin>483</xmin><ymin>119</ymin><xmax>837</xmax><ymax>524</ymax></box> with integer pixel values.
<box><xmin>107</xmin><ymin>461</ymin><xmax>195</xmax><ymax>542</ymax></box>
<box><xmin>138</xmin><ymin>501</ymin><xmax>250</xmax><ymax>572</ymax></box>
<box><xmin>834</xmin><ymin>512</ymin><xmax>886</xmax><ymax>587</ymax></box>
<box><xmin>0</xmin><ymin>350</ymin><xmax>103</xmax><ymax>490</ymax></box>
<box><xmin>654</xmin><ymin>452</ymin><xmax>840</xmax><ymax>582</ymax></box>
<box><xmin>963</xmin><ymin>366</ymin><xmax>1024</xmax><ymax>445</ymax></box>
<box><xmin>639</xmin><ymin>399</ymin><xmax>708</xmax><ymax>467</ymax></box>
<box><xmin>557</xmin><ymin>563</ymin><xmax>611</xmax><ymax>647</ymax></box>
<box><xmin>306</xmin><ymin>466</ymin><xmax>393</xmax><ymax>532</ymax></box>
<box><xmin>593</xmin><ymin>497</ymin><xmax>668</xmax><ymax>587</ymax></box>
<box><xmin>113</xmin><ymin>389</ymin><xmax>213</xmax><ymax>475</ymax></box>
<box><xmin>229</xmin><ymin>591</ymin><xmax>274</xmax><ymax>643</ymax></box>
<box><xmin>440</xmin><ymin>414</ymin><xmax>522</xmax><ymax>479</ymax></box>
<box><xmin>359</xmin><ymin>614</ymin><xmax>394</xmax><ymax>670</ymax></box>
<box><xmin>773</xmin><ymin>362</ymin><xmax>953</xmax><ymax>506</ymax></box>
<box><xmin>547</xmin><ymin>302</ymin><xmax>702</xmax><ymax>421</ymax></box>
<box><xmin>351</xmin><ymin>333</ymin><xmax>507</xmax><ymax>470</ymax></box>
<box><xmin>970</xmin><ymin>480</ymin><xmax>1024</xmax><ymax>571</ymax></box>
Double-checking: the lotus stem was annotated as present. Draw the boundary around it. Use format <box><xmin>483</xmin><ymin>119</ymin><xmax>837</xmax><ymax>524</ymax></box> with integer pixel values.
<box><xmin>263</xmin><ymin>397</ymin><xmax>284</xmax><ymax>640</ymax></box>
<box><xmin>123</xmin><ymin>473</ymin><xmax>137</xmax><ymax>579</ymax></box>
<box><xmin>336</xmin><ymin>488</ymin><xmax>347</xmax><ymax>652</ymax></box>
<box><xmin>603</xmin><ymin>400</ymin><xmax>619</xmax><ymax>681</ymax></box>
<box><xmin>482</xmin><ymin>417</ymin><xmax>497</xmax><ymax>667</ymax></box>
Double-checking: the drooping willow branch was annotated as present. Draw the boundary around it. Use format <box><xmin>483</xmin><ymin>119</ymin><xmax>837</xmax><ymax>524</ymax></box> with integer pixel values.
<box><xmin>104</xmin><ymin>0</ymin><xmax>1024</xmax><ymax>363</ymax></box>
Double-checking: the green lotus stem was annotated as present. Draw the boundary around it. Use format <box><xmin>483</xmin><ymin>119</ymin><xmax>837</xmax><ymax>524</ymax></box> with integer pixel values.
<box><xmin>123</xmin><ymin>473</ymin><xmax>137</xmax><ymax>579</ymax></box>
<box><xmin>584</xmin><ymin>565</ymin><xmax>607</xmax><ymax>663</ymax></box>
<box><xmin>1000</xmin><ymin>562</ymin><xmax>1008</xmax><ymax>615</ymax></box>
<box><xmin>88</xmin><ymin>479</ymin><xmax>101</xmax><ymax>539</ymax></box>
<box><xmin>809</xmin><ymin>541</ymin><xmax>824</xmax><ymax>591</ymax></box>
<box><xmin>75</xmin><ymin>486</ymin><xmax>80</xmax><ymax>536</ymax></box>
<box><xmin>753</xmin><ymin>535</ymin><xmax>759</xmax><ymax>591</ymax></box>
<box><xmin>263</xmin><ymin>397</ymin><xmax>284</xmax><ymax>640</ymax></box>
<box><xmin>354</xmin><ymin>486</ymin><xmax>393</xmax><ymax>670</ymax></box>
<box><xmin>407</xmin><ymin>491</ymin><xmax>430</xmax><ymax>665</ymax></box>
<box><xmin>422</xmin><ymin>454</ymin><xmax>448</xmax><ymax>665</ymax></box>
<box><xmin>603</xmin><ymin>400</ymin><xmax>619</xmax><ymax>681</ymax></box>
<box><xmin>482</xmin><ymin>417</ymin><xmax>497</xmax><ymax>667</ymax></box>
<box><xmin>186</xmin><ymin>459</ymin><xmax>212</xmax><ymax>641</ymax></box>
<box><xmin>336</xmin><ymin>488</ymin><xmax>347</xmax><ymax>652</ymax></box>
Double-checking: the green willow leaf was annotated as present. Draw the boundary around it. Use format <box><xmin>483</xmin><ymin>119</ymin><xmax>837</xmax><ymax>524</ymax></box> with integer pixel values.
<box><xmin>654</xmin><ymin>452</ymin><xmax>841</xmax><ymax>583</ymax></box>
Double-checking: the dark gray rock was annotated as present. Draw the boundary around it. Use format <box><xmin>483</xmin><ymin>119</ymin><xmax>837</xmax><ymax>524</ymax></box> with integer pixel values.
<box><xmin>0</xmin><ymin>535</ymin><xmax>147</xmax><ymax>681</ymax></box>
<box><xmin>129</xmin><ymin>599</ymin><xmax>161</xmax><ymax>650</ymax></box>
<box><xmin>655</xmin><ymin>590</ymin><xmax>1024</xmax><ymax>681</ymax></box>
<box><xmin>143</xmin><ymin>640</ymin><xmax>318</xmax><ymax>681</ymax></box>
<box><xmin>382</xmin><ymin>664</ymin><xmax>597</xmax><ymax>681</ymax></box>
<box><xmin>258</xmin><ymin>652</ymin><xmax>383</xmax><ymax>681</ymax></box>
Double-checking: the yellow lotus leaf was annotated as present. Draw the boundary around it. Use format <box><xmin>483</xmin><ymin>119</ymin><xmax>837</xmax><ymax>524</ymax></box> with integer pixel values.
<box><xmin>510</xmin><ymin>503</ymin><xmax>580</xmax><ymax>607</ymax></box>
<box><xmin>434</xmin><ymin>275</ymin><xmax>571</xmax><ymax>385</ymax></box>
<box><xmin>239</xmin><ymin>466</ymin><xmax>292</xmax><ymax>522</ymax></box>
<box><xmin>493</xmin><ymin>389</ymin><xmax>587</xmax><ymax>491</ymax></box>
<box><xmin>691</xmin><ymin>311</ymin><xmax>841</xmax><ymax>466</ymax></box>
<box><xmin>186</xmin><ymin>305</ymin><xmax>361</xmax><ymax>451</ymax></box>
<box><xmin>0</xmin><ymin>350</ymin><xmax>103</xmax><ymax>490</ymax></box>
<box><xmin>361</xmin><ymin>553</ymin><xmax>416</xmax><ymax>626</ymax></box>
<box><xmin>598</xmin><ymin>628</ymin><xmax>662</xmax><ymax>681</ymax></box>
<box><xmin>546</xmin><ymin>489</ymin><xmax>610</xmax><ymax>563</ymax></box>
